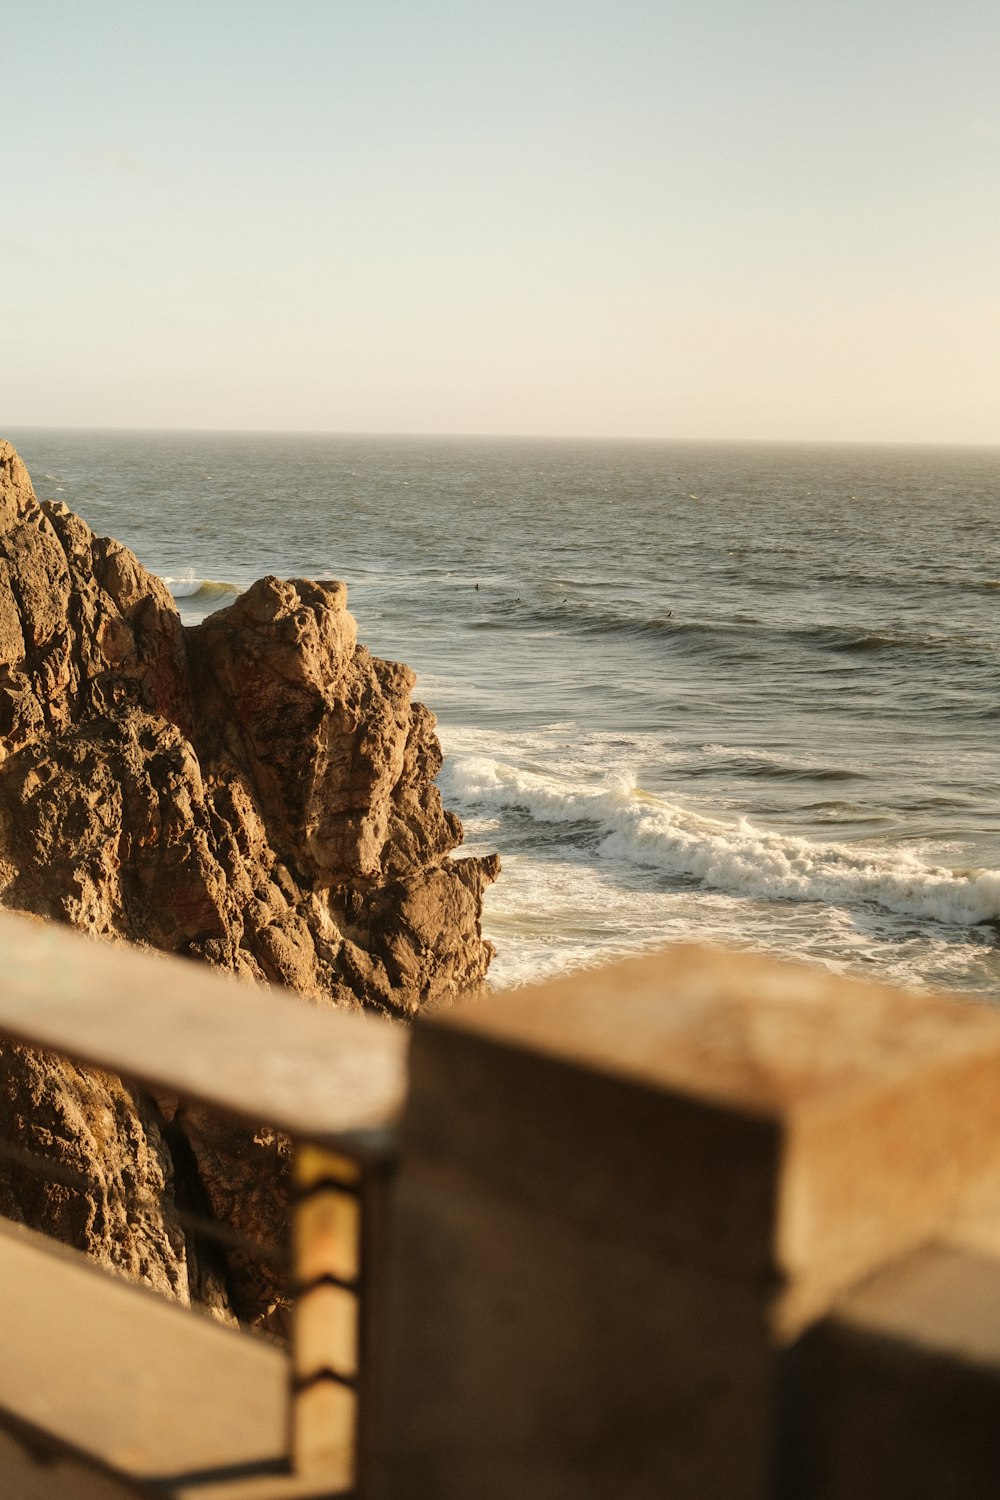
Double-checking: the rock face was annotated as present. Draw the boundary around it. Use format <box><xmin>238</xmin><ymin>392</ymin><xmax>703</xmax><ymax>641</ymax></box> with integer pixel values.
<box><xmin>0</xmin><ymin>439</ymin><xmax>498</xmax><ymax>1329</ymax></box>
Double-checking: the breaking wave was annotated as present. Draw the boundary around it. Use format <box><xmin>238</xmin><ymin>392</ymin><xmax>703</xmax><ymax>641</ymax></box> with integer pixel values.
<box><xmin>444</xmin><ymin>755</ymin><xmax>1000</xmax><ymax>931</ymax></box>
<box><xmin>164</xmin><ymin>574</ymin><xmax>241</xmax><ymax>603</ymax></box>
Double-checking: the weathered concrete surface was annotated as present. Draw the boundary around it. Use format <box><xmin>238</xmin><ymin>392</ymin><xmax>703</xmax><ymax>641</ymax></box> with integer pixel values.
<box><xmin>789</xmin><ymin>1243</ymin><xmax>1000</xmax><ymax>1499</ymax></box>
<box><xmin>404</xmin><ymin>944</ymin><xmax>1000</xmax><ymax>1327</ymax></box>
<box><xmin>0</xmin><ymin>439</ymin><xmax>496</xmax><ymax>1327</ymax></box>
<box><xmin>373</xmin><ymin>945</ymin><xmax>1000</xmax><ymax>1500</ymax></box>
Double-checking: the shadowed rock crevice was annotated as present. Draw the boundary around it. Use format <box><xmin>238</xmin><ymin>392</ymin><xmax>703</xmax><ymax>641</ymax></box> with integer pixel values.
<box><xmin>0</xmin><ymin>439</ymin><xmax>498</xmax><ymax>1328</ymax></box>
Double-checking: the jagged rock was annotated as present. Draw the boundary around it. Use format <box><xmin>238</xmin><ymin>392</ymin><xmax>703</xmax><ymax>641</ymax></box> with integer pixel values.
<box><xmin>0</xmin><ymin>439</ymin><xmax>498</xmax><ymax>1329</ymax></box>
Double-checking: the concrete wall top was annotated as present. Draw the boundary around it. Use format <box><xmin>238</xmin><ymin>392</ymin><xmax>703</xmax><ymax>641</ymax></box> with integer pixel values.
<box><xmin>411</xmin><ymin>945</ymin><xmax>1000</xmax><ymax>1328</ymax></box>
<box><xmin>435</xmin><ymin>944</ymin><xmax>1000</xmax><ymax>1119</ymax></box>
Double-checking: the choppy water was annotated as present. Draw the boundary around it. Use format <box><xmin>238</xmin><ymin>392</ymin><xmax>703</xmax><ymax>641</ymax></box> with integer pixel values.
<box><xmin>9</xmin><ymin>429</ymin><xmax>1000</xmax><ymax>997</ymax></box>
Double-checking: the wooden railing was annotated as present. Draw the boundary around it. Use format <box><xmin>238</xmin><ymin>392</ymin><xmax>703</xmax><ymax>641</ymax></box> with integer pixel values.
<box><xmin>0</xmin><ymin>908</ymin><xmax>406</xmax><ymax>1498</ymax></box>
<box><xmin>2</xmin><ymin>913</ymin><xmax>1000</xmax><ymax>1498</ymax></box>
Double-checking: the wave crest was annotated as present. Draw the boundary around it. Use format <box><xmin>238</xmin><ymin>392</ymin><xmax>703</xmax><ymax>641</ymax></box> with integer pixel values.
<box><xmin>165</xmin><ymin>575</ymin><xmax>241</xmax><ymax>602</ymax></box>
<box><xmin>443</xmin><ymin>755</ymin><xmax>1000</xmax><ymax>930</ymax></box>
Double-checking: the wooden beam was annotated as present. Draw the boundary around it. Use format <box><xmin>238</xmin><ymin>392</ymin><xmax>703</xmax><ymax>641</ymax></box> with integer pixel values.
<box><xmin>0</xmin><ymin>1217</ymin><xmax>290</xmax><ymax>1491</ymax></box>
<box><xmin>0</xmin><ymin>911</ymin><xmax>407</xmax><ymax>1158</ymax></box>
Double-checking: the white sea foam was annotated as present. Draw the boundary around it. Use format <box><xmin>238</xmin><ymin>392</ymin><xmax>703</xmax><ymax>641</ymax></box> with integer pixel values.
<box><xmin>444</xmin><ymin>755</ymin><xmax>1000</xmax><ymax>930</ymax></box>
<box><xmin>164</xmin><ymin>572</ymin><xmax>240</xmax><ymax>602</ymax></box>
<box><xmin>165</xmin><ymin>573</ymin><xmax>203</xmax><ymax>599</ymax></box>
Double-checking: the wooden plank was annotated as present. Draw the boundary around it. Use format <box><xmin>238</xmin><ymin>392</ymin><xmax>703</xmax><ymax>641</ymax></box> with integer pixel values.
<box><xmin>0</xmin><ymin>911</ymin><xmax>407</xmax><ymax>1157</ymax></box>
<box><xmin>0</xmin><ymin>1218</ymin><xmax>295</xmax><ymax>1489</ymax></box>
<box><xmin>173</xmin><ymin>1468</ymin><xmax>352</xmax><ymax>1499</ymax></box>
<box><xmin>0</xmin><ymin>1424</ymin><xmax>147</xmax><ymax>1499</ymax></box>
<box><xmin>0</xmin><ymin>1423</ymin><xmax>353</xmax><ymax>1500</ymax></box>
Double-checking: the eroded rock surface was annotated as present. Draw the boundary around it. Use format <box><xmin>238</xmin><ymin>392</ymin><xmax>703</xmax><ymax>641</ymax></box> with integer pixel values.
<box><xmin>0</xmin><ymin>439</ymin><xmax>498</xmax><ymax>1329</ymax></box>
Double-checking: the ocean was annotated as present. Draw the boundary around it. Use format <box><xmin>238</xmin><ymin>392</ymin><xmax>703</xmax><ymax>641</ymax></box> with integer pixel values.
<box><xmin>7</xmin><ymin>429</ymin><xmax>999</xmax><ymax>999</ymax></box>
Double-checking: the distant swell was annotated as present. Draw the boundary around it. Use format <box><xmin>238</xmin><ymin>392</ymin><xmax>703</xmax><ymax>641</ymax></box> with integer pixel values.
<box><xmin>469</xmin><ymin>597</ymin><xmax>989</xmax><ymax>664</ymax></box>
<box><xmin>470</xmin><ymin>599</ymin><xmax>683</xmax><ymax>640</ymax></box>
<box><xmin>697</xmin><ymin>744</ymin><xmax>867</xmax><ymax>782</ymax></box>
<box><xmin>444</xmin><ymin>756</ymin><xmax>1000</xmax><ymax>930</ymax></box>
<box><xmin>791</xmin><ymin>625</ymin><xmax>968</xmax><ymax>655</ymax></box>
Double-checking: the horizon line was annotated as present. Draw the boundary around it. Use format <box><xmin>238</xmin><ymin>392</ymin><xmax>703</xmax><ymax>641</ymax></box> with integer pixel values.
<box><xmin>5</xmin><ymin>424</ymin><xmax>1000</xmax><ymax>453</ymax></box>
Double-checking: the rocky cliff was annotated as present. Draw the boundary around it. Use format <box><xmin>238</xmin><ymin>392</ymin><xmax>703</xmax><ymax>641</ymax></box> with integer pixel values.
<box><xmin>0</xmin><ymin>439</ymin><xmax>498</xmax><ymax>1329</ymax></box>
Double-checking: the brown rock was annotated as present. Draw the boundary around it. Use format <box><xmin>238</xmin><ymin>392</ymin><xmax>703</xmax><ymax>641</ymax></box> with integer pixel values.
<box><xmin>0</xmin><ymin>439</ymin><xmax>498</xmax><ymax>1326</ymax></box>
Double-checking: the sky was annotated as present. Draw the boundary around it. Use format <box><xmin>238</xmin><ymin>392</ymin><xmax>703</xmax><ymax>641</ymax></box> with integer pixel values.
<box><xmin>2</xmin><ymin>1</ymin><xmax>999</xmax><ymax>443</ymax></box>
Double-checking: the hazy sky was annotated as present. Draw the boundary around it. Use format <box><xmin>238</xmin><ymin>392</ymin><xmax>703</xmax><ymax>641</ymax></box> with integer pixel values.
<box><xmin>3</xmin><ymin>1</ymin><xmax>998</xmax><ymax>442</ymax></box>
